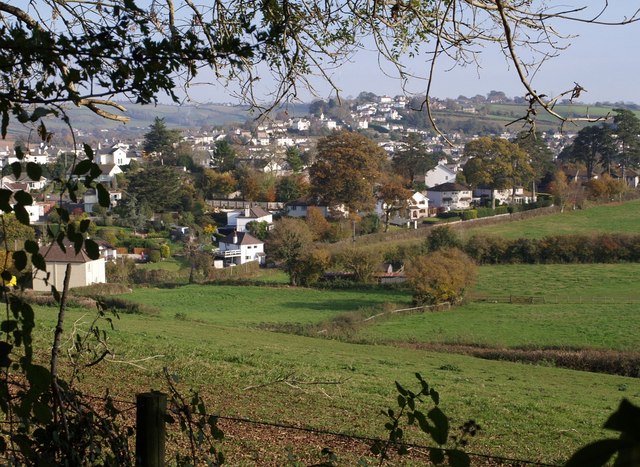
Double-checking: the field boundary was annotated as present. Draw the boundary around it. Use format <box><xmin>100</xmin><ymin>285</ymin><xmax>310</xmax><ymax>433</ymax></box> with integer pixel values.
<box><xmin>470</xmin><ymin>294</ymin><xmax>640</xmax><ymax>305</ymax></box>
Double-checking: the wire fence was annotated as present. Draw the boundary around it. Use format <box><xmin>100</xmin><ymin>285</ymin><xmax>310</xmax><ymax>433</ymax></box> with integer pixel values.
<box><xmin>470</xmin><ymin>294</ymin><xmax>640</xmax><ymax>305</ymax></box>
<box><xmin>77</xmin><ymin>393</ymin><xmax>562</xmax><ymax>467</ymax></box>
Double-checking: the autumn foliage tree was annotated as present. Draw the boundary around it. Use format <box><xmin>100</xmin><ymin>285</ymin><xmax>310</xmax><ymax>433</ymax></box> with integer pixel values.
<box><xmin>266</xmin><ymin>218</ymin><xmax>313</xmax><ymax>286</ymax></box>
<box><xmin>463</xmin><ymin>137</ymin><xmax>534</xmax><ymax>208</ymax></box>
<box><xmin>406</xmin><ymin>248</ymin><xmax>477</xmax><ymax>306</ymax></box>
<box><xmin>310</xmin><ymin>131</ymin><xmax>386</xmax><ymax>213</ymax></box>
<box><xmin>377</xmin><ymin>174</ymin><xmax>414</xmax><ymax>232</ymax></box>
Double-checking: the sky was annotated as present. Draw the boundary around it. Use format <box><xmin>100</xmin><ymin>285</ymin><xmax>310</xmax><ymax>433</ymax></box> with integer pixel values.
<box><xmin>183</xmin><ymin>2</ymin><xmax>640</xmax><ymax>106</ymax></box>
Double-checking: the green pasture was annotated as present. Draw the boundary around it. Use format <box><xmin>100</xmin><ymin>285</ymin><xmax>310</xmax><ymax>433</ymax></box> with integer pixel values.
<box><xmin>361</xmin><ymin>263</ymin><xmax>640</xmax><ymax>350</ymax></box>
<box><xmin>124</xmin><ymin>284</ymin><xmax>410</xmax><ymax>326</ymax></box>
<box><xmin>35</xmin><ymin>302</ymin><xmax>640</xmax><ymax>465</ymax></box>
<box><xmin>461</xmin><ymin>199</ymin><xmax>640</xmax><ymax>240</ymax></box>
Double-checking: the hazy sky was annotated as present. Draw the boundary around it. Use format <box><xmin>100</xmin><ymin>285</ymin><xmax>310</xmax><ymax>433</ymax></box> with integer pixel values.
<box><xmin>184</xmin><ymin>2</ymin><xmax>640</xmax><ymax>105</ymax></box>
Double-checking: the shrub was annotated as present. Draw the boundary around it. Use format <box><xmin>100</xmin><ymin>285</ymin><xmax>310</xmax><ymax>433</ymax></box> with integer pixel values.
<box><xmin>148</xmin><ymin>249</ymin><xmax>162</xmax><ymax>263</ymax></box>
<box><xmin>406</xmin><ymin>247</ymin><xmax>477</xmax><ymax>306</ymax></box>
<box><xmin>426</xmin><ymin>225</ymin><xmax>461</xmax><ymax>252</ymax></box>
<box><xmin>461</xmin><ymin>209</ymin><xmax>477</xmax><ymax>221</ymax></box>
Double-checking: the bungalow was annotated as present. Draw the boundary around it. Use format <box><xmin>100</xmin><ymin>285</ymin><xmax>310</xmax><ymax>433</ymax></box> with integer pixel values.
<box><xmin>427</xmin><ymin>182</ymin><xmax>473</xmax><ymax>211</ymax></box>
<box><xmin>215</xmin><ymin>231</ymin><xmax>265</xmax><ymax>266</ymax></box>
<box><xmin>32</xmin><ymin>241</ymin><xmax>106</xmax><ymax>292</ymax></box>
<box><xmin>285</xmin><ymin>198</ymin><xmax>332</xmax><ymax>218</ymax></box>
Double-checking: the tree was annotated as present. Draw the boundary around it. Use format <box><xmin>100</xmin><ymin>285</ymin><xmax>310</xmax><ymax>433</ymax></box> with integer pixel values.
<box><xmin>246</xmin><ymin>221</ymin><xmax>270</xmax><ymax>241</ymax></box>
<box><xmin>512</xmin><ymin>132</ymin><xmax>554</xmax><ymax>185</ymax></box>
<box><xmin>127</xmin><ymin>165</ymin><xmax>182</xmax><ymax>212</ymax></box>
<box><xmin>200</xmin><ymin>169</ymin><xmax>238</xmax><ymax>199</ymax></box>
<box><xmin>392</xmin><ymin>133</ymin><xmax>439</xmax><ymax>184</ymax></box>
<box><xmin>275</xmin><ymin>174</ymin><xmax>309</xmax><ymax>203</ymax></box>
<box><xmin>612</xmin><ymin>108</ymin><xmax>640</xmax><ymax>177</ymax></box>
<box><xmin>1</xmin><ymin>2</ymin><xmax>637</xmax><ymax>139</ymax></box>
<box><xmin>305</xmin><ymin>207</ymin><xmax>332</xmax><ymax>241</ymax></box>
<box><xmin>406</xmin><ymin>248</ymin><xmax>477</xmax><ymax>306</ymax></box>
<box><xmin>143</xmin><ymin>117</ymin><xmax>182</xmax><ymax>162</ymax></box>
<box><xmin>211</xmin><ymin>140</ymin><xmax>238</xmax><ymax>172</ymax></box>
<box><xmin>377</xmin><ymin>175</ymin><xmax>414</xmax><ymax>232</ymax></box>
<box><xmin>266</xmin><ymin>218</ymin><xmax>313</xmax><ymax>286</ymax></box>
<box><xmin>310</xmin><ymin>131</ymin><xmax>386</xmax><ymax>213</ymax></box>
<box><xmin>463</xmin><ymin>137</ymin><xmax>534</xmax><ymax>208</ymax></box>
<box><xmin>285</xmin><ymin>146</ymin><xmax>304</xmax><ymax>173</ymax></box>
<box><xmin>566</xmin><ymin>125</ymin><xmax>614</xmax><ymax>179</ymax></box>
<box><xmin>336</xmin><ymin>248</ymin><xmax>382</xmax><ymax>283</ymax></box>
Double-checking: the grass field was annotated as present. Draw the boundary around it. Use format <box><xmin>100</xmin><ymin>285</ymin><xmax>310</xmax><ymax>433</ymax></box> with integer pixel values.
<box><xmin>34</xmin><ymin>257</ymin><xmax>640</xmax><ymax>465</ymax></box>
<box><xmin>461</xmin><ymin>199</ymin><xmax>640</xmax><ymax>240</ymax></box>
<box><xmin>36</xmin><ymin>299</ymin><xmax>640</xmax><ymax>465</ymax></box>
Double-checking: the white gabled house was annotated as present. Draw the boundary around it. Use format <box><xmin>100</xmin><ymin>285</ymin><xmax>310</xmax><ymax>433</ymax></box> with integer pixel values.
<box><xmin>407</xmin><ymin>192</ymin><xmax>430</xmax><ymax>220</ymax></box>
<box><xmin>473</xmin><ymin>186</ymin><xmax>536</xmax><ymax>206</ymax></box>
<box><xmin>32</xmin><ymin>241</ymin><xmax>106</xmax><ymax>292</ymax></box>
<box><xmin>427</xmin><ymin>182</ymin><xmax>473</xmax><ymax>211</ymax></box>
<box><xmin>421</xmin><ymin>163</ymin><xmax>457</xmax><ymax>188</ymax></box>
<box><xmin>215</xmin><ymin>231</ymin><xmax>265</xmax><ymax>266</ymax></box>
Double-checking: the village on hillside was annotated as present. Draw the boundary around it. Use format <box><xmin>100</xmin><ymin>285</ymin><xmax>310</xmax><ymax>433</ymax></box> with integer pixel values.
<box><xmin>2</xmin><ymin>91</ymin><xmax>639</xmax><ymax>289</ymax></box>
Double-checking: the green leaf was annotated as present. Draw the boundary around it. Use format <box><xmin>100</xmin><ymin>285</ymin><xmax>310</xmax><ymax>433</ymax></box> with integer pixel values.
<box><xmin>395</xmin><ymin>381</ymin><xmax>408</xmax><ymax>396</ymax></box>
<box><xmin>84</xmin><ymin>143</ymin><xmax>94</xmax><ymax>161</ymax></box>
<box><xmin>13</xmin><ymin>204</ymin><xmax>30</xmax><ymax>226</ymax></box>
<box><xmin>446</xmin><ymin>449</ymin><xmax>471</xmax><ymax>467</ymax></box>
<box><xmin>89</xmin><ymin>162</ymin><xmax>102</xmax><ymax>179</ymax></box>
<box><xmin>73</xmin><ymin>159</ymin><xmax>93</xmax><ymax>175</ymax></box>
<box><xmin>31</xmin><ymin>107</ymin><xmax>53</xmax><ymax>121</ymax></box>
<box><xmin>79</xmin><ymin>218</ymin><xmax>91</xmax><ymax>233</ymax></box>
<box><xmin>57</xmin><ymin>207</ymin><xmax>70</xmax><ymax>223</ymax></box>
<box><xmin>24</xmin><ymin>240</ymin><xmax>39</xmax><ymax>255</ymax></box>
<box><xmin>565</xmin><ymin>439</ymin><xmax>620</xmax><ymax>467</ymax></box>
<box><xmin>429</xmin><ymin>447</ymin><xmax>445</xmax><ymax>465</ymax></box>
<box><xmin>0</xmin><ymin>270</ymin><xmax>12</xmax><ymax>282</ymax></box>
<box><xmin>97</xmin><ymin>183</ymin><xmax>110</xmax><ymax>207</ymax></box>
<box><xmin>84</xmin><ymin>239</ymin><xmax>100</xmax><ymax>260</ymax></box>
<box><xmin>13</xmin><ymin>251</ymin><xmax>27</xmax><ymax>271</ymax></box>
<box><xmin>14</xmin><ymin>190</ymin><xmax>32</xmax><ymax>206</ymax></box>
<box><xmin>10</xmin><ymin>161</ymin><xmax>22</xmax><ymax>179</ymax></box>
<box><xmin>397</xmin><ymin>394</ymin><xmax>406</xmax><ymax>408</ymax></box>
<box><xmin>31</xmin><ymin>253</ymin><xmax>46</xmax><ymax>271</ymax></box>
<box><xmin>428</xmin><ymin>407</ymin><xmax>449</xmax><ymax>445</ymax></box>
<box><xmin>14</xmin><ymin>146</ymin><xmax>24</xmax><ymax>160</ymax></box>
<box><xmin>0</xmin><ymin>190</ymin><xmax>12</xmax><ymax>212</ymax></box>
<box><xmin>26</xmin><ymin>162</ymin><xmax>42</xmax><ymax>181</ymax></box>
<box><xmin>0</xmin><ymin>341</ymin><xmax>12</xmax><ymax>367</ymax></box>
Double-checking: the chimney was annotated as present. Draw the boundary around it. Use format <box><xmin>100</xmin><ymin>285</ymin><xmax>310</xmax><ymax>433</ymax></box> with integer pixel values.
<box><xmin>233</xmin><ymin>232</ymin><xmax>238</xmax><ymax>244</ymax></box>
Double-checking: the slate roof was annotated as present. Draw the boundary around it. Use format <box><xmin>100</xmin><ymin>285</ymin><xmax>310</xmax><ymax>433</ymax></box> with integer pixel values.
<box><xmin>220</xmin><ymin>231</ymin><xmax>262</xmax><ymax>246</ymax></box>
<box><xmin>238</xmin><ymin>206</ymin><xmax>271</xmax><ymax>218</ymax></box>
<box><xmin>428</xmin><ymin>182</ymin><xmax>471</xmax><ymax>192</ymax></box>
<box><xmin>39</xmin><ymin>241</ymin><xmax>94</xmax><ymax>263</ymax></box>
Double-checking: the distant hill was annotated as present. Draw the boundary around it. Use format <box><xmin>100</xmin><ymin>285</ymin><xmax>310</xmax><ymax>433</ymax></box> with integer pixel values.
<box><xmin>5</xmin><ymin>101</ymin><xmax>310</xmax><ymax>141</ymax></box>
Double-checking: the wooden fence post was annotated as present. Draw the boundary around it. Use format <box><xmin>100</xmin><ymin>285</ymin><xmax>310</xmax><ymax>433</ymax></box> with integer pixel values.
<box><xmin>136</xmin><ymin>391</ymin><xmax>167</xmax><ymax>467</ymax></box>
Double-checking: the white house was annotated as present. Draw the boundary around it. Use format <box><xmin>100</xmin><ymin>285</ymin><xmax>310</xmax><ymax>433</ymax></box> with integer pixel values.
<box><xmin>427</xmin><ymin>182</ymin><xmax>473</xmax><ymax>211</ymax></box>
<box><xmin>216</xmin><ymin>231</ymin><xmax>265</xmax><ymax>266</ymax></box>
<box><xmin>407</xmin><ymin>192</ymin><xmax>430</xmax><ymax>220</ymax></box>
<box><xmin>285</xmin><ymin>199</ymin><xmax>333</xmax><ymax>218</ymax></box>
<box><xmin>97</xmin><ymin>145</ymin><xmax>130</xmax><ymax>166</ymax></box>
<box><xmin>32</xmin><ymin>241</ymin><xmax>106</xmax><ymax>292</ymax></box>
<box><xmin>473</xmin><ymin>186</ymin><xmax>536</xmax><ymax>206</ymax></box>
<box><xmin>422</xmin><ymin>163</ymin><xmax>457</xmax><ymax>188</ymax></box>
<box><xmin>97</xmin><ymin>164</ymin><xmax>123</xmax><ymax>186</ymax></box>
<box><xmin>234</xmin><ymin>206</ymin><xmax>273</xmax><ymax>233</ymax></box>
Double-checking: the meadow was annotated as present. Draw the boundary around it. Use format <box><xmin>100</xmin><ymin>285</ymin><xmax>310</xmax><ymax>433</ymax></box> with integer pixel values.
<box><xmin>33</xmin><ymin>199</ymin><xmax>640</xmax><ymax>464</ymax></box>
<box><xmin>33</xmin><ymin>256</ymin><xmax>639</xmax><ymax>465</ymax></box>
<box><xmin>460</xmin><ymin>198</ymin><xmax>640</xmax><ymax>240</ymax></box>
